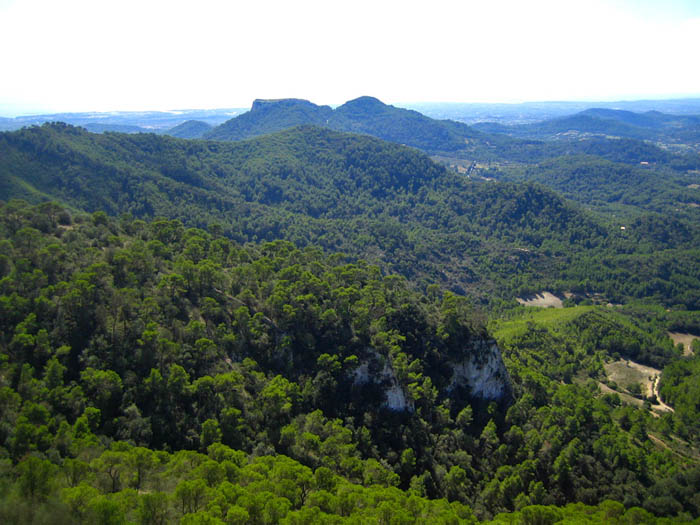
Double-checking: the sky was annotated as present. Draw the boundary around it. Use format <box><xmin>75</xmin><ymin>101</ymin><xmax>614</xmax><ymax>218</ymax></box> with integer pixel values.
<box><xmin>1</xmin><ymin>0</ymin><xmax>699</xmax><ymax>116</ymax></box>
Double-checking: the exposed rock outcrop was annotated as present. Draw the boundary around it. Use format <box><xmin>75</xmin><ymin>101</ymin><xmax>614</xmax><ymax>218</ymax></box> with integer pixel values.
<box><xmin>352</xmin><ymin>339</ymin><xmax>511</xmax><ymax>412</ymax></box>
<box><xmin>352</xmin><ymin>355</ymin><xmax>414</xmax><ymax>412</ymax></box>
<box><xmin>446</xmin><ymin>339</ymin><xmax>512</xmax><ymax>401</ymax></box>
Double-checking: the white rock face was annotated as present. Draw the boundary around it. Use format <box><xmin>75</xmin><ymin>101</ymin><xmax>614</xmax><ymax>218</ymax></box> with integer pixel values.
<box><xmin>447</xmin><ymin>339</ymin><xmax>511</xmax><ymax>400</ymax></box>
<box><xmin>380</xmin><ymin>360</ymin><xmax>413</xmax><ymax>412</ymax></box>
<box><xmin>351</xmin><ymin>339</ymin><xmax>511</xmax><ymax>412</ymax></box>
<box><xmin>353</xmin><ymin>353</ymin><xmax>414</xmax><ymax>412</ymax></box>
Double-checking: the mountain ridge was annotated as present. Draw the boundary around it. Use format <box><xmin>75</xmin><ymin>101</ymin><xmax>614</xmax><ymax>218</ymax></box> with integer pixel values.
<box><xmin>2</xmin><ymin>122</ymin><xmax>698</xmax><ymax>308</ymax></box>
<box><xmin>473</xmin><ymin>107</ymin><xmax>700</xmax><ymax>144</ymax></box>
<box><xmin>204</xmin><ymin>96</ymin><xmax>482</xmax><ymax>153</ymax></box>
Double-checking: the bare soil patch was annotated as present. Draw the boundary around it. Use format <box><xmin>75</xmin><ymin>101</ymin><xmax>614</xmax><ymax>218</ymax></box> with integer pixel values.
<box><xmin>516</xmin><ymin>292</ymin><xmax>563</xmax><ymax>308</ymax></box>
<box><xmin>598</xmin><ymin>381</ymin><xmax>643</xmax><ymax>408</ymax></box>
<box><xmin>603</xmin><ymin>359</ymin><xmax>673</xmax><ymax>413</ymax></box>
<box><xmin>669</xmin><ymin>332</ymin><xmax>698</xmax><ymax>356</ymax></box>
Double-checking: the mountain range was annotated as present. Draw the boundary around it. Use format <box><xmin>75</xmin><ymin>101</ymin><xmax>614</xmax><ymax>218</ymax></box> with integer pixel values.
<box><xmin>203</xmin><ymin>96</ymin><xmax>482</xmax><ymax>153</ymax></box>
<box><xmin>1</xmin><ymin>121</ymin><xmax>698</xmax><ymax>308</ymax></box>
<box><xmin>473</xmin><ymin>107</ymin><xmax>700</xmax><ymax>144</ymax></box>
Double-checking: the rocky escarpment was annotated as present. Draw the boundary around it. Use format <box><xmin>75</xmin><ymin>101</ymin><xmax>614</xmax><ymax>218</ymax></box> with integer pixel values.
<box><xmin>353</xmin><ymin>357</ymin><xmax>415</xmax><ymax>412</ymax></box>
<box><xmin>446</xmin><ymin>339</ymin><xmax>512</xmax><ymax>401</ymax></box>
<box><xmin>352</xmin><ymin>339</ymin><xmax>512</xmax><ymax>412</ymax></box>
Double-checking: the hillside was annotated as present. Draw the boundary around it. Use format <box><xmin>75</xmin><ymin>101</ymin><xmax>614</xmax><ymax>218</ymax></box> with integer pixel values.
<box><xmin>166</xmin><ymin>119</ymin><xmax>213</xmax><ymax>139</ymax></box>
<box><xmin>489</xmin><ymin>154</ymin><xmax>700</xmax><ymax>220</ymax></box>
<box><xmin>204</xmin><ymin>97</ymin><xmax>700</xmax><ymax>168</ymax></box>
<box><xmin>1</xmin><ymin>122</ymin><xmax>699</xmax><ymax>308</ymax></box>
<box><xmin>204</xmin><ymin>96</ymin><xmax>482</xmax><ymax>153</ymax></box>
<box><xmin>1</xmin><ymin>201</ymin><xmax>699</xmax><ymax>523</ymax></box>
<box><xmin>204</xmin><ymin>99</ymin><xmax>334</xmax><ymax>141</ymax></box>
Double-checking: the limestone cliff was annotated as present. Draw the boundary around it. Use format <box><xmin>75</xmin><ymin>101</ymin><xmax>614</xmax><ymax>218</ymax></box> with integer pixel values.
<box><xmin>446</xmin><ymin>339</ymin><xmax>512</xmax><ymax>401</ymax></box>
<box><xmin>352</xmin><ymin>338</ymin><xmax>511</xmax><ymax>412</ymax></box>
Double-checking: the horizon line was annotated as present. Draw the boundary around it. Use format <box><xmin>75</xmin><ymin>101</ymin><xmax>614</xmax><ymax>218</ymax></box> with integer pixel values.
<box><xmin>3</xmin><ymin>94</ymin><xmax>700</xmax><ymax>119</ymax></box>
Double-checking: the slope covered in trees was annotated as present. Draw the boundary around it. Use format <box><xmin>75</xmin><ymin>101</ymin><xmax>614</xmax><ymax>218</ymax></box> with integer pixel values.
<box><xmin>1</xmin><ymin>201</ymin><xmax>699</xmax><ymax>523</ymax></box>
<box><xmin>204</xmin><ymin>97</ymin><xmax>700</xmax><ymax>168</ymax></box>
<box><xmin>204</xmin><ymin>96</ymin><xmax>482</xmax><ymax>154</ymax></box>
<box><xmin>487</xmin><ymin>155</ymin><xmax>700</xmax><ymax>220</ymax></box>
<box><xmin>166</xmin><ymin>120</ymin><xmax>213</xmax><ymax>139</ymax></box>
<box><xmin>2</xmin><ymin>123</ymin><xmax>699</xmax><ymax>308</ymax></box>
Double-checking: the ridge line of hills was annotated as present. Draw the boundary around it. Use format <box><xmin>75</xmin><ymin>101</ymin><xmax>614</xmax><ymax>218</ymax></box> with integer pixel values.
<box><xmin>473</xmin><ymin>107</ymin><xmax>700</xmax><ymax>146</ymax></box>
<box><xmin>195</xmin><ymin>97</ymin><xmax>700</xmax><ymax>168</ymax></box>
<box><xmin>201</xmin><ymin>96</ymin><xmax>483</xmax><ymax>153</ymax></box>
<box><xmin>1</xmin><ymin>122</ymin><xmax>699</xmax><ymax>308</ymax></box>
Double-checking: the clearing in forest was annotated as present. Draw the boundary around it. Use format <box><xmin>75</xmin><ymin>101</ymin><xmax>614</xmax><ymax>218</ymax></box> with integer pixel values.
<box><xmin>603</xmin><ymin>359</ymin><xmax>673</xmax><ymax>413</ymax></box>
<box><xmin>668</xmin><ymin>332</ymin><xmax>698</xmax><ymax>356</ymax></box>
<box><xmin>516</xmin><ymin>292</ymin><xmax>563</xmax><ymax>308</ymax></box>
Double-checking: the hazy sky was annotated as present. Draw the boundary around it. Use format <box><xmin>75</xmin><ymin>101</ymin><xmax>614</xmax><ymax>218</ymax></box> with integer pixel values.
<box><xmin>1</xmin><ymin>0</ymin><xmax>699</xmax><ymax>115</ymax></box>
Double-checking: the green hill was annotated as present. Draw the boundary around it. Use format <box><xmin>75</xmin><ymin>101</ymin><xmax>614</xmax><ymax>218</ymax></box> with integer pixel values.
<box><xmin>166</xmin><ymin>119</ymin><xmax>213</xmax><ymax>139</ymax></box>
<box><xmin>474</xmin><ymin>108</ymin><xmax>700</xmax><ymax>145</ymax></box>
<box><xmin>204</xmin><ymin>96</ymin><xmax>483</xmax><ymax>154</ymax></box>
<box><xmin>1</xmin><ymin>122</ymin><xmax>699</xmax><ymax>308</ymax></box>
<box><xmin>198</xmin><ymin>97</ymin><xmax>700</xmax><ymax>169</ymax></box>
<box><xmin>491</xmin><ymin>154</ymin><xmax>700</xmax><ymax>220</ymax></box>
<box><xmin>204</xmin><ymin>98</ymin><xmax>333</xmax><ymax>141</ymax></box>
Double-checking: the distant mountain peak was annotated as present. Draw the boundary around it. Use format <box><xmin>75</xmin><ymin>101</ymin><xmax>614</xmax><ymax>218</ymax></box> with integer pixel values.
<box><xmin>339</xmin><ymin>96</ymin><xmax>390</xmax><ymax>113</ymax></box>
<box><xmin>345</xmin><ymin>96</ymin><xmax>386</xmax><ymax>106</ymax></box>
<box><xmin>166</xmin><ymin>119</ymin><xmax>212</xmax><ymax>139</ymax></box>
<box><xmin>251</xmin><ymin>98</ymin><xmax>319</xmax><ymax>112</ymax></box>
<box><xmin>205</xmin><ymin>95</ymin><xmax>481</xmax><ymax>151</ymax></box>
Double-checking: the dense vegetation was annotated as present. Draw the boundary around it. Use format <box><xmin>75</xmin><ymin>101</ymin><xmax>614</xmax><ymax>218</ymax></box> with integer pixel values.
<box><xmin>203</xmin><ymin>97</ymin><xmax>482</xmax><ymax>153</ymax></box>
<box><xmin>203</xmin><ymin>97</ymin><xmax>700</xmax><ymax>167</ymax></box>
<box><xmin>1</xmin><ymin>201</ymin><xmax>699</xmax><ymax>524</ymax></box>
<box><xmin>2</xmin><ymin>101</ymin><xmax>700</xmax><ymax>524</ymax></box>
<box><xmin>166</xmin><ymin>121</ymin><xmax>213</xmax><ymax>140</ymax></box>
<box><xmin>487</xmin><ymin>155</ymin><xmax>700</xmax><ymax>220</ymax></box>
<box><xmin>2</xmin><ymin>123</ymin><xmax>699</xmax><ymax>309</ymax></box>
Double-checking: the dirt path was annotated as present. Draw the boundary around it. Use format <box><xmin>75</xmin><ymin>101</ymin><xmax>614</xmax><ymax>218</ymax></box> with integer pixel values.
<box><xmin>668</xmin><ymin>332</ymin><xmax>698</xmax><ymax>356</ymax></box>
<box><xmin>624</xmin><ymin>361</ymin><xmax>674</xmax><ymax>413</ymax></box>
<box><xmin>650</xmin><ymin>375</ymin><xmax>674</xmax><ymax>413</ymax></box>
<box><xmin>603</xmin><ymin>360</ymin><xmax>674</xmax><ymax>414</ymax></box>
<box><xmin>597</xmin><ymin>381</ymin><xmax>643</xmax><ymax>407</ymax></box>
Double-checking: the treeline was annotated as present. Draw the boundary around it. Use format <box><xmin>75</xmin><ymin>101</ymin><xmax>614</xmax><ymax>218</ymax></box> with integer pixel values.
<box><xmin>659</xmin><ymin>352</ymin><xmax>700</xmax><ymax>446</ymax></box>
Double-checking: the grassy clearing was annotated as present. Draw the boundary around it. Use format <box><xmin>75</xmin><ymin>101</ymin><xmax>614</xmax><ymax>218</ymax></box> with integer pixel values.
<box><xmin>490</xmin><ymin>305</ymin><xmax>596</xmax><ymax>342</ymax></box>
<box><xmin>604</xmin><ymin>359</ymin><xmax>658</xmax><ymax>397</ymax></box>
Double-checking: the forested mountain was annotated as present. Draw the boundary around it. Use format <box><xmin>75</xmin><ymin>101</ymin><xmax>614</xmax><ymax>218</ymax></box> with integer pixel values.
<box><xmin>2</xmin><ymin>123</ymin><xmax>699</xmax><ymax>308</ymax></box>
<box><xmin>330</xmin><ymin>96</ymin><xmax>482</xmax><ymax>152</ymax></box>
<box><xmin>204</xmin><ymin>96</ymin><xmax>482</xmax><ymax>153</ymax></box>
<box><xmin>202</xmin><ymin>97</ymin><xmax>700</xmax><ymax>168</ymax></box>
<box><xmin>205</xmin><ymin>99</ymin><xmax>334</xmax><ymax>142</ymax></box>
<box><xmin>1</xmin><ymin>201</ymin><xmax>698</xmax><ymax>523</ymax></box>
<box><xmin>166</xmin><ymin>120</ymin><xmax>213</xmax><ymax>139</ymax></box>
<box><xmin>487</xmin><ymin>155</ymin><xmax>700</xmax><ymax>219</ymax></box>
